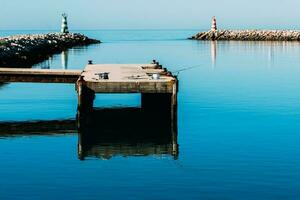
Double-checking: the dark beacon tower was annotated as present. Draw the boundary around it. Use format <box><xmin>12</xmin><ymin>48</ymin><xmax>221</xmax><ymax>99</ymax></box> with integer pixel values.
<box><xmin>61</xmin><ymin>13</ymin><xmax>69</xmax><ymax>33</ymax></box>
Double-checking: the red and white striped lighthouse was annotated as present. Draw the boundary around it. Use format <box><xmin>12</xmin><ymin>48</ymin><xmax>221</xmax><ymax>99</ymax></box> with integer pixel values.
<box><xmin>211</xmin><ymin>16</ymin><xmax>217</xmax><ymax>31</ymax></box>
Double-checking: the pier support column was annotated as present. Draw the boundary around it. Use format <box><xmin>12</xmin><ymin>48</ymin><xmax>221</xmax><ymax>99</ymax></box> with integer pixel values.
<box><xmin>141</xmin><ymin>82</ymin><xmax>178</xmax><ymax>159</ymax></box>
<box><xmin>171</xmin><ymin>79</ymin><xmax>178</xmax><ymax>131</ymax></box>
<box><xmin>171</xmin><ymin>81</ymin><xmax>178</xmax><ymax>159</ymax></box>
<box><xmin>141</xmin><ymin>84</ymin><xmax>178</xmax><ymax>131</ymax></box>
<box><xmin>141</xmin><ymin>93</ymin><xmax>172</xmax><ymax>114</ymax></box>
<box><xmin>76</xmin><ymin>76</ymin><xmax>95</xmax><ymax>128</ymax></box>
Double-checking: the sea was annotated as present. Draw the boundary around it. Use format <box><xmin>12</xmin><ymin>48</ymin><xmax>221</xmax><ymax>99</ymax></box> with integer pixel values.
<box><xmin>0</xmin><ymin>29</ymin><xmax>300</xmax><ymax>199</ymax></box>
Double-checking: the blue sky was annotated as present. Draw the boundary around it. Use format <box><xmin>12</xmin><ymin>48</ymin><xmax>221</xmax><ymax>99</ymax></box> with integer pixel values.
<box><xmin>1</xmin><ymin>0</ymin><xmax>300</xmax><ymax>30</ymax></box>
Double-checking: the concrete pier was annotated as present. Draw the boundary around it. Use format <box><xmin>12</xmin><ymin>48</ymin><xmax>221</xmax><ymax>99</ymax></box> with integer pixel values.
<box><xmin>75</xmin><ymin>63</ymin><xmax>178</xmax><ymax>125</ymax></box>
<box><xmin>0</xmin><ymin>62</ymin><xmax>179</xmax><ymax>159</ymax></box>
<box><xmin>0</xmin><ymin>62</ymin><xmax>178</xmax><ymax>132</ymax></box>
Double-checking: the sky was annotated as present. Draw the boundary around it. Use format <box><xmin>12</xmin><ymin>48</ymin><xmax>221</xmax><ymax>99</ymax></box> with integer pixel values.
<box><xmin>1</xmin><ymin>0</ymin><xmax>300</xmax><ymax>30</ymax></box>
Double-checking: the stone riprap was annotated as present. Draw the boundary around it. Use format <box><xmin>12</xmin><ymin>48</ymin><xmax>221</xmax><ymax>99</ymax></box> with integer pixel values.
<box><xmin>0</xmin><ymin>33</ymin><xmax>100</xmax><ymax>67</ymax></box>
<box><xmin>189</xmin><ymin>30</ymin><xmax>300</xmax><ymax>41</ymax></box>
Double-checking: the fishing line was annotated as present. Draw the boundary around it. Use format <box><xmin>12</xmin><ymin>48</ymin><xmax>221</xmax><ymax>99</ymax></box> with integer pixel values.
<box><xmin>171</xmin><ymin>64</ymin><xmax>202</xmax><ymax>76</ymax></box>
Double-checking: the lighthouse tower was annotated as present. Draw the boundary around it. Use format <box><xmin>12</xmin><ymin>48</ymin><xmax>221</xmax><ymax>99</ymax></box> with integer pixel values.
<box><xmin>211</xmin><ymin>16</ymin><xmax>217</xmax><ymax>31</ymax></box>
<box><xmin>61</xmin><ymin>13</ymin><xmax>69</xmax><ymax>33</ymax></box>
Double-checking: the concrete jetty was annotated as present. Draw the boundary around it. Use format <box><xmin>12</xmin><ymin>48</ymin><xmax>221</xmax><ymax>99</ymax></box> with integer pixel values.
<box><xmin>0</xmin><ymin>33</ymin><xmax>100</xmax><ymax>67</ymax></box>
<box><xmin>0</xmin><ymin>62</ymin><xmax>179</xmax><ymax>159</ymax></box>
<box><xmin>76</xmin><ymin>63</ymin><xmax>178</xmax><ymax>126</ymax></box>
<box><xmin>0</xmin><ymin>62</ymin><xmax>178</xmax><ymax>130</ymax></box>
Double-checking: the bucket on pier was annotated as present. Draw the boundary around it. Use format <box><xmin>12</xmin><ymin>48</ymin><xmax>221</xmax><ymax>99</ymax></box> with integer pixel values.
<box><xmin>96</xmin><ymin>72</ymin><xmax>110</xmax><ymax>80</ymax></box>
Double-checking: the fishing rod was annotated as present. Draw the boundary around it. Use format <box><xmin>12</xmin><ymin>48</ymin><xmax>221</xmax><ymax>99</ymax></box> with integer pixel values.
<box><xmin>151</xmin><ymin>60</ymin><xmax>201</xmax><ymax>76</ymax></box>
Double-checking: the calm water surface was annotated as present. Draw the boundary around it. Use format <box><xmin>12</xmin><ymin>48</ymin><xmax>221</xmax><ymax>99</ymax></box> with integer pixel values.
<box><xmin>1</xmin><ymin>30</ymin><xmax>300</xmax><ymax>199</ymax></box>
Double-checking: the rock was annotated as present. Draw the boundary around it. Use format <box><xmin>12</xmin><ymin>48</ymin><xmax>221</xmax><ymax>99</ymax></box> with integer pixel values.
<box><xmin>0</xmin><ymin>33</ymin><xmax>101</xmax><ymax>67</ymax></box>
<box><xmin>189</xmin><ymin>30</ymin><xmax>300</xmax><ymax>41</ymax></box>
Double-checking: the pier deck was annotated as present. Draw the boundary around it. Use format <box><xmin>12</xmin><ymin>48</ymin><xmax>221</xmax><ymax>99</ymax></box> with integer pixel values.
<box><xmin>0</xmin><ymin>68</ymin><xmax>81</xmax><ymax>83</ymax></box>
<box><xmin>81</xmin><ymin>64</ymin><xmax>176</xmax><ymax>93</ymax></box>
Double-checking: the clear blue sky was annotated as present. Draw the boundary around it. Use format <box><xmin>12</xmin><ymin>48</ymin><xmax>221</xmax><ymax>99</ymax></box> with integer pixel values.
<box><xmin>1</xmin><ymin>0</ymin><xmax>300</xmax><ymax>30</ymax></box>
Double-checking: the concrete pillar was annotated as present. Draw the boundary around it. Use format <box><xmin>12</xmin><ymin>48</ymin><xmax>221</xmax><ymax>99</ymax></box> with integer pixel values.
<box><xmin>171</xmin><ymin>80</ymin><xmax>178</xmax><ymax>159</ymax></box>
<box><xmin>141</xmin><ymin>81</ymin><xmax>178</xmax><ymax>159</ymax></box>
<box><xmin>172</xmin><ymin>126</ymin><xmax>179</xmax><ymax>159</ymax></box>
<box><xmin>76</xmin><ymin>76</ymin><xmax>95</xmax><ymax>127</ymax></box>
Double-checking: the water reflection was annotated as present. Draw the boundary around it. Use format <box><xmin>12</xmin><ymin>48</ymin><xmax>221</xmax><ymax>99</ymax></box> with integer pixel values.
<box><xmin>0</xmin><ymin>83</ymin><xmax>8</xmax><ymax>89</ymax></box>
<box><xmin>61</xmin><ymin>50</ymin><xmax>68</xmax><ymax>69</ymax></box>
<box><xmin>210</xmin><ymin>41</ymin><xmax>217</xmax><ymax>68</ymax></box>
<box><xmin>0</xmin><ymin>119</ymin><xmax>76</xmax><ymax>136</ymax></box>
<box><xmin>206</xmin><ymin>40</ymin><xmax>300</xmax><ymax>68</ymax></box>
<box><xmin>33</xmin><ymin>49</ymin><xmax>70</xmax><ymax>69</ymax></box>
<box><xmin>40</xmin><ymin>58</ymin><xmax>51</xmax><ymax>69</ymax></box>
<box><xmin>268</xmin><ymin>44</ymin><xmax>275</xmax><ymax>68</ymax></box>
<box><xmin>0</xmin><ymin>107</ymin><xmax>178</xmax><ymax>160</ymax></box>
<box><xmin>78</xmin><ymin>107</ymin><xmax>178</xmax><ymax>160</ymax></box>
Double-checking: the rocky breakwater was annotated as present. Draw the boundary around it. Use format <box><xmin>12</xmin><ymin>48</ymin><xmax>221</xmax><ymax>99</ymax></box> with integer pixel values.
<box><xmin>0</xmin><ymin>33</ymin><xmax>100</xmax><ymax>67</ymax></box>
<box><xmin>189</xmin><ymin>30</ymin><xmax>300</xmax><ymax>41</ymax></box>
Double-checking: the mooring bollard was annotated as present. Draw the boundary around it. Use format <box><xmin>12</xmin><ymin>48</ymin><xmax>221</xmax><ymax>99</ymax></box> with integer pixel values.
<box><xmin>61</xmin><ymin>13</ymin><xmax>69</xmax><ymax>33</ymax></box>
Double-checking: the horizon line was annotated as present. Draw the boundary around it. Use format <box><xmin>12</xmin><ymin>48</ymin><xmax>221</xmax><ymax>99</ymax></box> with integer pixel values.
<box><xmin>0</xmin><ymin>28</ymin><xmax>203</xmax><ymax>31</ymax></box>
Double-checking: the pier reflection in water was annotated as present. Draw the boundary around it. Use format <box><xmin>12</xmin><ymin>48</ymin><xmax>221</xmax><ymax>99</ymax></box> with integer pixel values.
<box><xmin>0</xmin><ymin>119</ymin><xmax>76</xmax><ymax>137</ymax></box>
<box><xmin>32</xmin><ymin>49</ymin><xmax>70</xmax><ymax>69</ymax></box>
<box><xmin>78</xmin><ymin>107</ymin><xmax>178</xmax><ymax>160</ymax></box>
<box><xmin>0</xmin><ymin>107</ymin><xmax>178</xmax><ymax>160</ymax></box>
<box><xmin>0</xmin><ymin>83</ymin><xmax>8</xmax><ymax>89</ymax></box>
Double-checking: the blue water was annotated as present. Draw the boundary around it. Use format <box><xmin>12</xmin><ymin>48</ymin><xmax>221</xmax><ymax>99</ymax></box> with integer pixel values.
<box><xmin>1</xmin><ymin>30</ymin><xmax>300</xmax><ymax>199</ymax></box>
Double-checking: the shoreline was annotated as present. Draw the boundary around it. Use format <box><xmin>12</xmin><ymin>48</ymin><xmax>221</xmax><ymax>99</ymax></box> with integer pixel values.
<box><xmin>0</xmin><ymin>33</ymin><xmax>100</xmax><ymax>67</ymax></box>
<box><xmin>189</xmin><ymin>30</ymin><xmax>300</xmax><ymax>41</ymax></box>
